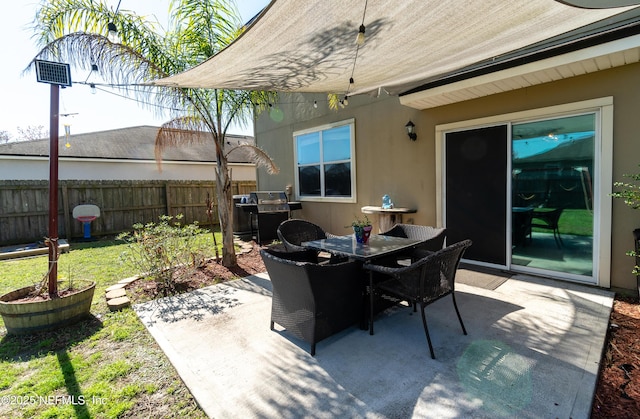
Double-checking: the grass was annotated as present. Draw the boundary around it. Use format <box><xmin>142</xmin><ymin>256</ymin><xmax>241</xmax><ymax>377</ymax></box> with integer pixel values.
<box><xmin>531</xmin><ymin>208</ymin><xmax>593</xmax><ymax>236</ymax></box>
<box><xmin>558</xmin><ymin>208</ymin><xmax>593</xmax><ymax>236</ymax></box>
<box><xmin>0</xmin><ymin>232</ymin><xmax>225</xmax><ymax>419</ymax></box>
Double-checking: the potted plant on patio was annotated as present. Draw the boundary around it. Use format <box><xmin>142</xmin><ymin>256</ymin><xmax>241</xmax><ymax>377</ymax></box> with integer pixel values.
<box><xmin>350</xmin><ymin>215</ymin><xmax>373</xmax><ymax>244</ymax></box>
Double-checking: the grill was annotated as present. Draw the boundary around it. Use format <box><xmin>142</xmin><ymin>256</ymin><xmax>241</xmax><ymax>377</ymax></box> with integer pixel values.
<box><xmin>236</xmin><ymin>191</ymin><xmax>302</xmax><ymax>243</ymax></box>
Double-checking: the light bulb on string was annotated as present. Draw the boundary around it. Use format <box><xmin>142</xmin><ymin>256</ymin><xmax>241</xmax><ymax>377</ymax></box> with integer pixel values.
<box><xmin>90</xmin><ymin>84</ymin><xmax>97</xmax><ymax>94</ymax></box>
<box><xmin>107</xmin><ymin>22</ymin><xmax>119</xmax><ymax>43</ymax></box>
<box><xmin>107</xmin><ymin>0</ymin><xmax>121</xmax><ymax>44</ymax></box>
<box><xmin>356</xmin><ymin>24</ymin><xmax>365</xmax><ymax>45</ymax></box>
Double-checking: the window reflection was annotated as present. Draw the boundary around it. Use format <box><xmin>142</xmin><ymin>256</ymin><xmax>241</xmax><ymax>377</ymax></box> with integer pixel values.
<box><xmin>511</xmin><ymin>114</ymin><xmax>594</xmax><ymax>276</ymax></box>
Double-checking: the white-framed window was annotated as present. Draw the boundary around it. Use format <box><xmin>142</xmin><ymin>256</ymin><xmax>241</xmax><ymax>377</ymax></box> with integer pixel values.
<box><xmin>293</xmin><ymin>119</ymin><xmax>356</xmax><ymax>202</ymax></box>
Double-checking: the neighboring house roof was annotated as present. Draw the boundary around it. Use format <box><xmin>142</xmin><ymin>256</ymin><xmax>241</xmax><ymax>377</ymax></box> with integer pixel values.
<box><xmin>154</xmin><ymin>0</ymin><xmax>640</xmax><ymax>104</ymax></box>
<box><xmin>0</xmin><ymin>126</ymin><xmax>255</xmax><ymax>163</ymax></box>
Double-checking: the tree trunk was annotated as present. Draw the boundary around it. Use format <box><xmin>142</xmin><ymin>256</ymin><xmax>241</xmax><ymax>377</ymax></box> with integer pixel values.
<box><xmin>216</xmin><ymin>151</ymin><xmax>237</xmax><ymax>267</ymax></box>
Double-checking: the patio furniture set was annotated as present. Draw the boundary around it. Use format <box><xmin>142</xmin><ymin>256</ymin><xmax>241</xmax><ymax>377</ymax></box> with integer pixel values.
<box><xmin>260</xmin><ymin>219</ymin><xmax>472</xmax><ymax>358</ymax></box>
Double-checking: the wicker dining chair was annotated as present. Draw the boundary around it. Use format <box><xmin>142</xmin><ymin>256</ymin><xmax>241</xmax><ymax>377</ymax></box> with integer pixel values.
<box><xmin>530</xmin><ymin>208</ymin><xmax>564</xmax><ymax>248</ymax></box>
<box><xmin>380</xmin><ymin>224</ymin><xmax>447</xmax><ymax>263</ymax></box>
<box><xmin>277</xmin><ymin>219</ymin><xmax>344</xmax><ymax>263</ymax></box>
<box><xmin>363</xmin><ymin>239</ymin><xmax>472</xmax><ymax>359</ymax></box>
<box><xmin>277</xmin><ymin>219</ymin><xmax>328</xmax><ymax>252</ymax></box>
<box><xmin>260</xmin><ymin>248</ymin><xmax>364</xmax><ymax>356</ymax></box>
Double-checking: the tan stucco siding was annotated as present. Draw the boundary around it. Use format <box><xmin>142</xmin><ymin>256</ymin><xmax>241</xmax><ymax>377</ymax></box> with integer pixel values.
<box><xmin>255</xmin><ymin>63</ymin><xmax>640</xmax><ymax>290</ymax></box>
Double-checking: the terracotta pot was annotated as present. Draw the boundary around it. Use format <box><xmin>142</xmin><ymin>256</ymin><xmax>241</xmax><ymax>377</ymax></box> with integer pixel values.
<box><xmin>0</xmin><ymin>280</ymin><xmax>96</xmax><ymax>335</ymax></box>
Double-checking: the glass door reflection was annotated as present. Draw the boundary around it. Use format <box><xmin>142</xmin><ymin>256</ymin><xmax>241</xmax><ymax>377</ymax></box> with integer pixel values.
<box><xmin>511</xmin><ymin>114</ymin><xmax>594</xmax><ymax>278</ymax></box>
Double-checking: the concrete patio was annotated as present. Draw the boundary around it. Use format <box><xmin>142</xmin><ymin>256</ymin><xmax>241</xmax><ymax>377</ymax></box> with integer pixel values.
<box><xmin>134</xmin><ymin>268</ymin><xmax>613</xmax><ymax>418</ymax></box>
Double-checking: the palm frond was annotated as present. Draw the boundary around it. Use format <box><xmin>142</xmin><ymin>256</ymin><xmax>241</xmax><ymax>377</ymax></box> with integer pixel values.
<box><xmin>24</xmin><ymin>31</ymin><xmax>183</xmax><ymax>120</ymax></box>
<box><xmin>154</xmin><ymin>116</ymin><xmax>219</xmax><ymax>171</ymax></box>
<box><xmin>26</xmin><ymin>32</ymin><xmax>167</xmax><ymax>81</ymax></box>
<box><xmin>225</xmin><ymin>144</ymin><xmax>280</xmax><ymax>175</ymax></box>
<box><xmin>172</xmin><ymin>0</ymin><xmax>242</xmax><ymax>59</ymax></box>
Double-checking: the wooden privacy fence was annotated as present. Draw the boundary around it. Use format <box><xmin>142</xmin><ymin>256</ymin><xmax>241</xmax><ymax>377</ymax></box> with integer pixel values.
<box><xmin>0</xmin><ymin>180</ymin><xmax>256</xmax><ymax>246</ymax></box>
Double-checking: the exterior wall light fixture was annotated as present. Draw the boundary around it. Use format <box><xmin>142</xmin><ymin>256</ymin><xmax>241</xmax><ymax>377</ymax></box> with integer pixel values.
<box><xmin>405</xmin><ymin>120</ymin><xmax>417</xmax><ymax>141</ymax></box>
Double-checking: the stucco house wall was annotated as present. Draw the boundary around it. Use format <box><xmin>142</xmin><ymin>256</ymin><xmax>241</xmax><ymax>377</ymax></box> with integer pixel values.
<box><xmin>255</xmin><ymin>62</ymin><xmax>640</xmax><ymax>292</ymax></box>
<box><xmin>0</xmin><ymin>156</ymin><xmax>256</xmax><ymax>181</ymax></box>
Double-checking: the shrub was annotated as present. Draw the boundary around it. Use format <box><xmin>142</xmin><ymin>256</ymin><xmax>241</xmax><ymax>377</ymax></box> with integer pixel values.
<box><xmin>117</xmin><ymin>215</ymin><xmax>208</xmax><ymax>296</ymax></box>
<box><xmin>612</xmin><ymin>169</ymin><xmax>640</xmax><ymax>277</ymax></box>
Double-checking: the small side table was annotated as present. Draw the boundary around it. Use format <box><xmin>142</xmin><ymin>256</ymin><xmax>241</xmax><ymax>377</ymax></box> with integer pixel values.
<box><xmin>361</xmin><ymin>206</ymin><xmax>417</xmax><ymax>233</ymax></box>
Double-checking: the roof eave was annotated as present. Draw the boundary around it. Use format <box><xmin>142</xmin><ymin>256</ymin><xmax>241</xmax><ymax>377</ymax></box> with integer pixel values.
<box><xmin>400</xmin><ymin>13</ymin><xmax>640</xmax><ymax>109</ymax></box>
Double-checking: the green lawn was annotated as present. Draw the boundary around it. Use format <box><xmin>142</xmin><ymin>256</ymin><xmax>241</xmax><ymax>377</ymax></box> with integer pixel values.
<box><xmin>0</xmin><ymin>233</ymin><xmax>225</xmax><ymax>418</ymax></box>
<box><xmin>558</xmin><ymin>208</ymin><xmax>593</xmax><ymax>236</ymax></box>
<box><xmin>532</xmin><ymin>208</ymin><xmax>593</xmax><ymax>237</ymax></box>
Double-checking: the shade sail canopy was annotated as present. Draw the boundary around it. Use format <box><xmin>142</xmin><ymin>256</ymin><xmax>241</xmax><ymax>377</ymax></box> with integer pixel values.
<box><xmin>152</xmin><ymin>0</ymin><xmax>639</xmax><ymax>97</ymax></box>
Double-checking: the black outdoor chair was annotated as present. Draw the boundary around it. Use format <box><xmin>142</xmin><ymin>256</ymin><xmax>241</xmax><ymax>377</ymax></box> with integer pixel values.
<box><xmin>380</xmin><ymin>224</ymin><xmax>447</xmax><ymax>263</ymax></box>
<box><xmin>363</xmin><ymin>239</ymin><xmax>472</xmax><ymax>359</ymax></box>
<box><xmin>260</xmin><ymin>248</ymin><xmax>364</xmax><ymax>356</ymax></box>
<box><xmin>531</xmin><ymin>208</ymin><xmax>564</xmax><ymax>248</ymax></box>
<box><xmin>277</xmin><ymin>219</ymin><xmax>344</xmax><ymax>263</ymax></box>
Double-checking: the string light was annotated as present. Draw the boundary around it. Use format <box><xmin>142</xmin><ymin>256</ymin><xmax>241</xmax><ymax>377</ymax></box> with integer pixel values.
<box><xmin>343</xmin><ymin>0</ymin><xmax>368</xmax><ymax>107</ymax></box>
<box><xmin>356</xmin><ymin>24</ymin><xmax>365</xmax><ymax>45</ymax></box>
<box><xmin>75</xmin><ymin>81</ymin><xmax>183</xmax><ymax>112</ymax></box>
<box><xmin>78</xmin><ymin>80</ymin><xmax>330</xmax><ymax>113</ymax></box>
<box><xmin>107</xmin><ymin>0</ymin><xmax>122</xmax><ymax>42</ymax></box>
<box><xmin>107</xmin><ymin>22</ymin><xmax>118</xmax><ymax>42</ymax></box>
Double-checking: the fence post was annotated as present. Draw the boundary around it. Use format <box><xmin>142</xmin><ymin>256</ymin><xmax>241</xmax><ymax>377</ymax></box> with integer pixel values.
<box><xmin>62</xmin><ymin>184</ymin><xmax>71</xmax><ymax>240</ymax></box>
<box><xmin>165</xmin><ymin>182</ymin><xmax>172</xmax><ymax>216</ymax></box>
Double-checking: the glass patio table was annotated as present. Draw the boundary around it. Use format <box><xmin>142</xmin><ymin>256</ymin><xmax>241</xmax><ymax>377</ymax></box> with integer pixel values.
<box><xmin>302</xmin><ymin>234</ymin><xmax>423</xmax><ymax>335</ymax></box>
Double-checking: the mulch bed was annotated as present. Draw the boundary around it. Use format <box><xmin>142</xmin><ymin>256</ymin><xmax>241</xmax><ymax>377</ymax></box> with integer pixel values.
<box><xmin>126</xmin><ymin>242</ymin><xmax>269</xmax><ymax>301</ymax></box>
<box><xmin>591</xmin><ymin>295</ymin><xmax>640</xmax><ymax>418</ymax></box>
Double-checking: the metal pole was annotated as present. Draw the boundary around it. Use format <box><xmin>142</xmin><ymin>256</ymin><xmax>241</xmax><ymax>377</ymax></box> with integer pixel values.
<box><xmin>48</xmin><ymin>84</ymin><xmax>60</xmax><ymax>297</ymax></box>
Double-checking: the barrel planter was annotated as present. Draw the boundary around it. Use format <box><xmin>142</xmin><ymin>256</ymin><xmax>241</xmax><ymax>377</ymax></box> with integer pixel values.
<box><xmin>0</xmin><ymin>280</ymin><xmax>95</xmax><ymax>335</ymax></box>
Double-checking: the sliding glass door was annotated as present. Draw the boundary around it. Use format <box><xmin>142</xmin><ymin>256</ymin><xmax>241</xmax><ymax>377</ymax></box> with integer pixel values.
<box><xmin>444</xmin><ymin>112</ymin><xmax>597</xmax><ymax>283</ymax></box>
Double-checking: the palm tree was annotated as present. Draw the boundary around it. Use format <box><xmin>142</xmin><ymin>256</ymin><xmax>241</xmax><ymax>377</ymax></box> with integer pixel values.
<box><xmin>29</xmin><ymin>0</ymin><xmax>278</xmax><ymax>267</ymax></box>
